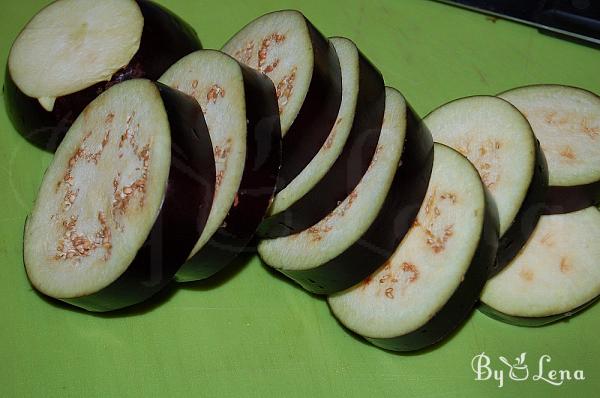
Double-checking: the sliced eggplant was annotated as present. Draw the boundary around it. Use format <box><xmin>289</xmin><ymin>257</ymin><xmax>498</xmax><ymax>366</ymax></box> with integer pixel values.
<box><xmin>159</xmin><ymin>50</ymin><xmax>281</xmax><ymax>282</ymax></box>
<box><xmin>480</xmin><ymin>85</ymin><xmax>600</xmax><ymax>326</ymax></box>
<box><xmin>222</xmin><ymin>10</ymin><xmax>342</xmax><ymax>191</ymax></box>
<box><xmin>424</xmin><ymin>96</ymin><xmax>547</xmax><ymax>274</ymax></box>
<box><xmin>5</xmin><ymin>0</ymin><xmax>201</xmax><ymax>151</ymax></box>
<box><xmin>258</xmin><ymin>87</ymin><xmax>433</xmax><ymax>294</ymax></box>
<box><xmin>23</xmin><ymin>79</ymin><xmax>215</xmax><ymax>311</ymax></box>
<box><xmin>328</xmin><ymin>144</ymin><xmax>499</xmax><ymax>352</ymax></box>
<box><xmin>499</xmin><ymin>85</ymin><xmax>600</xmax><ymax>213</ymax></box>
<box><xmin>258</xmin><ymin>37</ymin><xmax>384</xmax><ymax>238</ymax></box>
<box><xmin>481</xmin><ymin>85</ymin><xmax>600</xmax><ymax>326</ymax></box>
<box><xmin>480</xmin><ymin>207</ymin><xmax>600</xmax><ymax>326</ymax></box>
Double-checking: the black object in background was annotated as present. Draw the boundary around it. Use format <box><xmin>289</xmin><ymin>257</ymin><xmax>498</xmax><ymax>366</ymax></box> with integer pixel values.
<box><xmin>435</xmin><ymin>0</ymin><xmax>600</xmax><ymax>48</ymax></box>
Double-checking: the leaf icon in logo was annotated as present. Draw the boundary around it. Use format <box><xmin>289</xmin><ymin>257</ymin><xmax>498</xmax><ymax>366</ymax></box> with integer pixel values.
<box><xmin>499</xmin><ymin>356</ymin><xmax>511</xmax><ymax>367</ymax></box>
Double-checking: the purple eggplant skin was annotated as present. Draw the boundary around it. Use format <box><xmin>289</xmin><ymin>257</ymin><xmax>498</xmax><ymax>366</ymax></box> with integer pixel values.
<box><xmin>543</xmin><ymin>181</ymin><xmax>600</xmax><ymax>215</ymax></box>
<box><xmin>258</xmin><ymin>45</ymin><xmax>385</xmax><ymax>239</ymax></box>
<box><xmin>275</xmin><ymin>19</ymin><xmax>342</xmax><ymax>192</ymax></box>
<box><xmin>4</xmin><ymin>0</ymin><xmax>202</xmax><ymax>152</ymax></box>
<box><xmin>366</xmin><ymin>185</ymin><xmax>500</xmax><ymax>352</ymax></box>
<box><xmin>60</xmin><ymin>83</ymin><xmax>215</xmax><ymax>312</ymax></box>
<box><xmin>479</xmin><ymin>295</ymin><xmax>599</xmax><ymax>327</ymax></box>
<box><xmin>278</xmin><ymin>106</ymin><xmax>434</xmax><ymax>295</ymax></box>
<box><xmin>175</xmin><ymin>65</ymin><xmax>282</xmax><ymax>282</ymax></box>
<box><xmin>493</xmin><ymin>139</ymin><xmax>548</xmax><ymax>277</ymax></box>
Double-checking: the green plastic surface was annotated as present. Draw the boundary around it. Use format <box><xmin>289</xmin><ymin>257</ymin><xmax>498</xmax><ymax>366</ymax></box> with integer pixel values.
<box><xmin>1</xmin><ymin>1</ymin><xmax>598</xmax><ymax>397</ymax></box>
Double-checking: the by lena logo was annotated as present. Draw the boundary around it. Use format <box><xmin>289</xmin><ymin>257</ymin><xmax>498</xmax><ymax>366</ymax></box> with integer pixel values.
<box><xmin>471</xmin><ymin>352</ymin><xmax>585</xmax><ymax>388</ymax></box>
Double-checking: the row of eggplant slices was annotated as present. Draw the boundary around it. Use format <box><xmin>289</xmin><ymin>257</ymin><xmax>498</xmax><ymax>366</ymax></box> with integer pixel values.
<box><xmin>11</xmin><ymin>0</ymin><xmax>285</xmax><ymax>310</ymax></box>
<box><xmin>7</xmin><ymin>4</ymin><xmax>368</xmax><ymax>309</ymax></box>
<box><xmin>4</xmin><ymin>1</ymin><xmax>599</xmax><ymax>350</ymax></box>
<box><xmin>326</xmin><ymin>86</ymin><xmax>600</xmax><ymax>351</ymax></box>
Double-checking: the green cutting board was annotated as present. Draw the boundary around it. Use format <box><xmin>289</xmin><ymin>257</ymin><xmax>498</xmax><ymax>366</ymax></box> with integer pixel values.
<box><xmin>1</xmin><ymin>1</ymin><xmax>598</xmax><ymax>397</ymax></box>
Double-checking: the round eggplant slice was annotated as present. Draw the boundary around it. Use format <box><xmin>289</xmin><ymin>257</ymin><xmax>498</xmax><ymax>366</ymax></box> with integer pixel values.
<box><xmin>23</xmin><ymin>79</ymin><xmax>215</xmax><ymax>312</ymax></box>
<box><xmin>480</xmin><ymin>207</ymin><xmax>600</xmax><ymax>326</ymax></box>
<box><xmin>499</xmin><ymin>85</ymin><xmax>600</xmax><ymax>213</ymax></box>
<box><xmin>258</xmin><ymin>87</ymin><xmax>433</xmax><ymax>295</ymax></box>
<box><xmin>5</xmin><ymin>0</ymin><xmax>201</xmax><ymax>151</ymax></box>
<box><xmin>424</xmin><ymin>96</ymin><xmax>547</xmax><ymax>274</ymax></box>
<box><xmin>222</xmin><ymin>10</ymin><xmax>342</xmax><ymax>191</ymax></box>
<box><xmin>258</xmin><ymin>36</ymin><xmax>385</xmax><ymax>238</ymax></box>
<box><xmin>328</xmin><ymin>144</ymin><xmax>499</xmax><ymax>352</ymax></box>
<box><xmin>159</xmin><ymin>50</ymin><xmax>281</xmax><ymax>282</ymax></box>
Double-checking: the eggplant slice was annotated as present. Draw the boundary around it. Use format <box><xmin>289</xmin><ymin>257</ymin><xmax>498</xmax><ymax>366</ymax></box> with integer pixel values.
<box><xmin>499</xmin><ymin>85</ymin><xmax>600</xmax><ymax>213</ymax></box>
<box><xmin>328</xmin><ymin>143</ymin><xmax>499</xmax><ymax>351</ymax></box>
<box><xmin>480</xmin><ymin>85</ymin><xmax>600</xmax><ymax>326</ymax></box>
<box><xmin>258</xmin><ymin>37</ymin><xmax>385</xmax><ymax>238</ymax></box>
<box><xmin>480</xmin><ymin>207</ymin><xmax>600</xmax><ymax>326</ymax></box>
<box><xmin>222</xmin><ymin>10</ymin><xmax>342</xmax><ymax>191</ymax></box>
<box><xmin>23</xmin><ymin>79</ymin><xmax>215</xmax><ymax>311</ymax></box>
<box><xmin>328</xmin><ymin>144</ymin><xmax>499</xmax><ymax>352</ymax></box>
<box><xmin>425</xmin><ymin>96</ymin><xmax>547</xmax><ymax>274</ymax></box>
<box><xmin>5</xmin><ymin>0</ymin><xmax>201</xmax><ymax>151</ymax></box>
<box><xmin>258</xmin><ymin>87</ymin><xmax>433</xmax><ymax>294</ymax></box>
<box><xmin>159</xmin><ymin>50</ymin><xmax>281</xmax><ymax>282</ymax></box>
